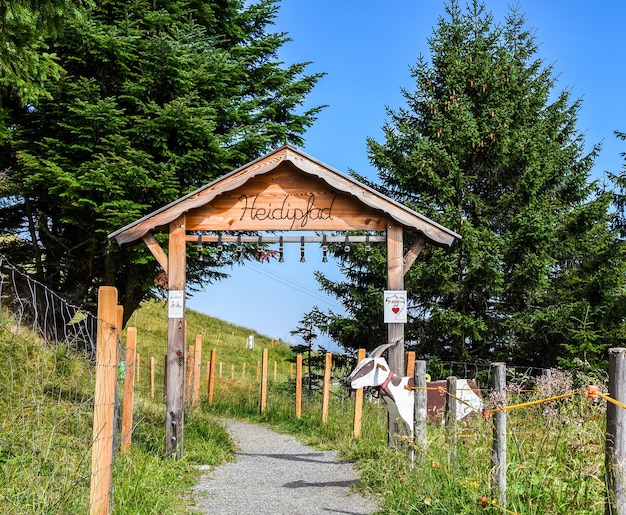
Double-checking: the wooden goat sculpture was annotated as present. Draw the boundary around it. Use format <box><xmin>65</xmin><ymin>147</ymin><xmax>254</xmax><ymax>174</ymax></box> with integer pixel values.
<box><xmin>347</xmin><ymin>342</ymin><xmax>414</xmax><ymax>441</ymax></box>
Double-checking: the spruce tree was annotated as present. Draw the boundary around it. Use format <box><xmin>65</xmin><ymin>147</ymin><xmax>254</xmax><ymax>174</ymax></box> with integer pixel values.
<box><xmin>0</xmin><ymin>0</ymin><xmax>324</xmax><ymax>322</ymax></box>
<box><xmin>323</xmin><ymin>1</ymin><xmax>624</xmax><ymax>367</ymax></box>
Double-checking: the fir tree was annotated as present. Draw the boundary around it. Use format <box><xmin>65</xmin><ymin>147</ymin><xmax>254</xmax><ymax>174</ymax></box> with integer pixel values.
<box><xmin>0</xmin><ymin>0</ymin><xmax>324</xmax><ymax>322</ymax></box>
<box><xmin>321</xmin><ymin>1</ymin><xmax>624</xmax><ymax>367</ymax></box>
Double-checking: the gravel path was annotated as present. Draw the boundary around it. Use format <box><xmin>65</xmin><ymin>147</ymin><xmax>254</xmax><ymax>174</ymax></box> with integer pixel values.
<box><xmin>189</xmin><ymin>419</ymin><xmax>379</xmax><ymax>514</ymax></box>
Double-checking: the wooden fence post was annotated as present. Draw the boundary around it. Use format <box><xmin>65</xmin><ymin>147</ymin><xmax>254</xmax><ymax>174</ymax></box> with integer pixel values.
<box><xmin>120</xmin><ymin>327</ymin><xmax>137</xmax><ymax>454</ymax></box>
<box><xmin>89</xmin><ymin>286</ymin><xmax>118</xmax><ymax>515</ymax></box>
<box><xmin>606</xmin><ymin>347</ymin><xmax>626</xmax><ymax>515</ymax></box>
<box><xmin>150</xmin><ymin>356</ymin><xmax>155</xmax><ymax>399</ymax></box>
<box><xmin>414</xmin><ymin>360</ymin><xmax>428</xmax><ymax>455</ymax></box>
<box><xmin>491</xmin><ymin>362</ymin><xmax>507</xmax><ymax>512</ymax></box>
<box><xmin>353</xmin><ymin>349</ymin><xmax>366</xmax><ymax>438</ymax></box>
<box><xmin>405</xmin><ymin>351</ymin><xmax>415</xmax><ymax>377</ymax></box>
<box><xmin>185</xmin><ymin>345</ymin><xmax>194</xmax><ymax>403</ymax></box>
<box><xmin>208</xmin><ymin>349</ymin><xmax>216</xmax><ymax>404</ymax></box>
<box><xmin>295</xmin><ymin>355</ymin><xmax>303</xmax><ymax>419</ymax></box>
<box><xmin>193</xmin><ymin>335</ymin><xmax>202</xmax><ymax>406</ymax></box>
<box><xmin>445</xmin><ymin>376</ymin><xmax>458</xmax><ymax>466</ymax></box>
<box><xmin>260</xmin><ymin>348</ymin><xmax>268</xmax><ymax>414</ymax></box>
<box><xmin>322</xmin><ymin>352</ymin><xmax>332</xmax><ymax>424</ymax></box>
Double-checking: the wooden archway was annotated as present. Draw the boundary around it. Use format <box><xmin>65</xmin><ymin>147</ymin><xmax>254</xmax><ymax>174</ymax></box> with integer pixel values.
<box><xmin>109</xmin><ymin>145</ymin><xmax>460</xmax><ymax>457</ymax></box>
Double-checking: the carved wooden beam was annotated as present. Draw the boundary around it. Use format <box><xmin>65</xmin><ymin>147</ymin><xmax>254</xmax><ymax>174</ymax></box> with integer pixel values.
<box><xmin>403</xmin><ymin>237</ymin><xmax>426</xmax><ymax>276</ymax></box>
<box><xmin>142</xmin><ymin>232</ymin><xmax>169</xmax><ymax>274</ymax></box>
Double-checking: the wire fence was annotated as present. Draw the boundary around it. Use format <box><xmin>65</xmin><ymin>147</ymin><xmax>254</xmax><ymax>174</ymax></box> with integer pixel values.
<box><xmin>0</xmin><ymin>255</ymin><xmax>123</xmax><ymax>513</ymax></box>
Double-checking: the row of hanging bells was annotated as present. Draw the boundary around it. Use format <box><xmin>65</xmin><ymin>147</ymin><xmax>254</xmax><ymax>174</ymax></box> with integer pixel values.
<box><xmin>197</xmin><ymin>234</ymin><xmax>372</xmax><ymax>263</ymax></box>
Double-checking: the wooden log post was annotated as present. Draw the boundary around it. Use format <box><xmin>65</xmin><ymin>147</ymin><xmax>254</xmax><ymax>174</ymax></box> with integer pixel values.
<box><xmin>260</xmin><ymin>348</ymin><xmax>268</xmax><ymax>414</ymax></box>
<box><xmin>491</xmin><ymin>362</ymin><xmax>507</xmax><ymax>512</ymax></box>
<box><xmin>353</xmin><ymin>348</ymin><xmax>366</xmax><ymax>439</ymax></box>
<box><xmin>295</xmin><ymin>355</ymin><xmax>303</xmax><ymax>419</ymax></box>
<box><xmin>606</xmin><ymin>348</ymin><xmax>626</xmax><ymax>515</ymax></box>
<box><xmin>89</xmin><ymin>286</ymin><xmax>119</xmax><ymax>515</ymax></box>
<box><xmin>386</xmin><ymin>223</ymin><xmax>404</xmax><ymax>444</ymax></box>
<box><xmin>120</xmin><ymin>327</ymin><xmax>137</xmax><ymax>454</ymax></box>
<box><xmin>414</xmin><ymin>360</ymin><xmax>428</xmax><ymax>455</ymax></box>
<box><xmin>208</xmin><ymin>348</ymin><xmax>216</xmax><ymax>404</ymax></box>
<box><xmin>322</xmin><ymin>352</ymin><xmax>332</xmax><ymax>424</ymax></box>
<box><xmin>165</xmin><ymin>215</ymin><xmax>186</xmax><ymax>459</ymax></box>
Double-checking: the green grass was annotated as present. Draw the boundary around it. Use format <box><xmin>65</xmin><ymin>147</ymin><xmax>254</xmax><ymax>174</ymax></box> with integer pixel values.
<box><xmin>0</xmin><ymin>299</ymin><xmax>610</xmax><ymax>514</ymax></box>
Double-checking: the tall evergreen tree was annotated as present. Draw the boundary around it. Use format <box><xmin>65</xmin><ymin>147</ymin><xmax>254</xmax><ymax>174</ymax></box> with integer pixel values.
<box><xmin>0</xmin><ymin>0</ymin><xmax>324</xmax><ymax>322</ymax></box>
<box><xmin>320</xmin><ymin>0</ymin><xmax>625</xmax><ymax>367</ymax></box>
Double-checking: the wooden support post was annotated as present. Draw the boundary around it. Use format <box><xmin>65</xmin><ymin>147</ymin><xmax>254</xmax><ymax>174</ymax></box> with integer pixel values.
<box><xmin>606</xmin><ymin>348</ymin><xmax>626</xmax><ymax>515</ymax></box>
<box><xmin>120</xmin><ymin>327</ymin><xmax>137</xmax><ymax>454</ymax></box>
<box><xmin>491</xmin><ymin>362</ymin><xmax>507</xmax><ymax>511</ymax></box>
<box><xmin>242</xmin><ymin>362</ymin><xmax>247</xmax><ymax>379</ymax></box>
<box><xmin>353</xmin><ymin>348</ymin><xmax>366</xmax><ymax>439</ymax></box>
<box><xmin>260</xmin><ymin>348</ymin><xmax>268</xmax><ymax>414</ymax></box>
<box><xmin>165</xmin><ymin>215</ymin><xmax>186</xmax><ymax>459</ymax></box>
<box><xmin>445</xmin><ymin>376</ymin><xmax>458</xmax><ymax>466</ymax></box>
<box><xmin>322</xmin><ymin>352</ymin><xmax>332</xmax><ymax>424</ymax></box>
<box><xmin>193</xmin><ymin>336</ymin><xmax>202</xmax><ymax>405</ymax></box>
<box><xmin>386</xmin><ymin>223</ymin><xmax>404</xmax><ymax>444</ymax></box>
<box><xmin>295</xmin><ymin>355</ymin><xmax>303</xmax><ymax>419</ymax></box>
<box><xmin>136</xmin><ymin>353</ymin><xmax>140</xmax><ymax>383</ymax></box>
<box><xmin>414</xmin><ymin>360</ymin><xmax>428</xmax><ymax>454</ymax></box>
<box><xmin>150</xmin><ymin>356</ymin><xmax>155</xmax><ymax>399</ymax></box>
<box><xmin>208</xmin><ymin>349</ymin><xmax>216</xmax><ymax>404</ymax></box>
<box><xmin>89</xmin><ymin>286</ymin><xmax>118</xmax><ymax>515</ymax></box>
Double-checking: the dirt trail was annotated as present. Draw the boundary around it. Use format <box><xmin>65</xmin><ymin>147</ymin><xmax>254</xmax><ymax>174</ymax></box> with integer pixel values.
<box><xmin>190</xmin><ymin>419</ymin><xmax>379</xmax><ymax>515</ymax></box>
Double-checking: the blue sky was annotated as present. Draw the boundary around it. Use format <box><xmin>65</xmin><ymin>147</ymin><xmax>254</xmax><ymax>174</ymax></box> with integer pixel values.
<box><xmin>186</xmin><ymin>1</ymin><xmax>626</xmax><ymax>350</ymax></box>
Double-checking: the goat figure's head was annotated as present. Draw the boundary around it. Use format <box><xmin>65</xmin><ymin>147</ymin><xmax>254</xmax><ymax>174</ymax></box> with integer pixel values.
<box><xmin>347</xmin><ymin>343</ymin><xmax>395</xmax><ymax>390</ymax></box>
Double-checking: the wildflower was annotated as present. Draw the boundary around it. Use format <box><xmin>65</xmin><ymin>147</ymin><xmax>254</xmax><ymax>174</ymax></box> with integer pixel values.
<box><xmin>431</xmin><ymin>460</ymin><xmax>442</xmax><ymax>469</ymax></box>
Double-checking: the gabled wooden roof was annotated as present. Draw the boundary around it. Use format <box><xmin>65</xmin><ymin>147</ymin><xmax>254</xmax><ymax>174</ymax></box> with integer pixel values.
<box><xmin>108</xmin><ymin>145</ymin><xmax>460</xmax><ymax>246</ymax></box>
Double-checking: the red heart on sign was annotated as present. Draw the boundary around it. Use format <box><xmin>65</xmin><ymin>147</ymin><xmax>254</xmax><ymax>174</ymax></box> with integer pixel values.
<box><xmin>392</xmin><ymin>307</ymin><xmax>400</xmax><ymax>314</ymax></box>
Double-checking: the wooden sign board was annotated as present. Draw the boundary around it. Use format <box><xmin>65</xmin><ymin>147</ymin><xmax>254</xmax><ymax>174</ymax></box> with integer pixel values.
<box><xmin>185</xmin><ymin>165</ymin><xmax>388</xmax><ymax>232</ymax></box>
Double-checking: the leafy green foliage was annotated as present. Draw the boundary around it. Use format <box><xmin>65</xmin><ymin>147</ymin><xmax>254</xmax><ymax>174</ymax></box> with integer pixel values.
<box><xmin>0</xmin><ymin>0</ymin><xmax>325</xmax><ymax>323</ymax></box>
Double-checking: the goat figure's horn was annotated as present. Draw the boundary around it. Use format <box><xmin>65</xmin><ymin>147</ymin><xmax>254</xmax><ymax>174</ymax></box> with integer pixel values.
<box><xmin>368</xmin><ymin>339</ymin><xmax>402</xmax><ymax>358</ymax></box>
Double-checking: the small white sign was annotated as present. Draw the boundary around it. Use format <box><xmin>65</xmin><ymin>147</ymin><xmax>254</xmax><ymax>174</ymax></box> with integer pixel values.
<box><xmin>168</xmin><ymin>290</ymin><xmax>185</xmax><ymax>318</ymax></box>
<box><xmin>384</xmin><ymin>290</ymin><xmax>407</xmax><ymax>323</ymax></box>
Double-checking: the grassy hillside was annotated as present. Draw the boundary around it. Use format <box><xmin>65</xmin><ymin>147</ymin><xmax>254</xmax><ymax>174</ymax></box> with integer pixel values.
<box><xmin>2</xmin><ymin>298</ymin><xmax>611</xmax><ymax>514</ymax></box>
<box><xmin>0</xmin><ymin>299</ymin><xmax>297</xmax><ymax>514</ymax></box>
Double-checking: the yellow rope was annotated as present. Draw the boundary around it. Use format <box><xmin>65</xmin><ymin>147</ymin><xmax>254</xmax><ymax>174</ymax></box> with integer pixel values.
<box><xmin>597</xmin><ymin>391</ymin><xmax>626</xmax><ymax>410</ymax></box>
<box><xmin>486</xmin><ymin>389</ymin><xmax>586</xmax><ymax>414</ymax></box>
